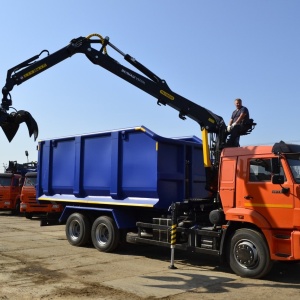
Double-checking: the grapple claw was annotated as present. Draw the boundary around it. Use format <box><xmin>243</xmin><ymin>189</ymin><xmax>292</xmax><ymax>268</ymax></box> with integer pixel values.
<box><xmin>0</xmin><ymin>109</ymin><xmax>38</xmax><ymax>142</ymax></box>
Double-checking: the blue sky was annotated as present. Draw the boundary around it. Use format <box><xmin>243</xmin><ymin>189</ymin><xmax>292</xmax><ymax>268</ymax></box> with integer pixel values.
<box><xmin>0</xmin><ymin>1</ymin><xmax>300</xmax><ymax>169</ymax></box>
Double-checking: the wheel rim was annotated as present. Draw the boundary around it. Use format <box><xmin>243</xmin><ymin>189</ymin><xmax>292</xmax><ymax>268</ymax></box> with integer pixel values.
<box><xmin>233</xmin><ymin>240</ymin><xmax>259</xmax><ymax>269</ymax></box>
<box><xmin>69</xmin><ymin>220</ymin><xmax>81</xmax><ymax>241</ymax></box>
<box><xmin>95</xmin><ymin>223</ymin><xmax>109</xmax><ymax>246</ymax></box>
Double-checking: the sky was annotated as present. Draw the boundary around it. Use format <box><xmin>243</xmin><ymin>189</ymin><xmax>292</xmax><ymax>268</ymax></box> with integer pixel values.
<box><xmin>0</xmin><ymin>0</ymin><xmax>300</xmax><ymax>170</ymax></box>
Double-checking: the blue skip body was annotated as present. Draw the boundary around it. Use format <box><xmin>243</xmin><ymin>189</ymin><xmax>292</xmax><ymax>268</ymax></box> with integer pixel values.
<box><xmin>37</xmin><ymin>126</ymin><xmax>207</xmax><ymax>215</ymax></box>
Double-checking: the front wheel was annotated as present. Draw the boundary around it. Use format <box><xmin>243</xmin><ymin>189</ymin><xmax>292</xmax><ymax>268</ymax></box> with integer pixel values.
<box><xmin>227</xmin><ymin>228</ymin><xmax>273</xmax><ymax>279</ymax></box>
<box><xmin>91</xmin><ymin>216</ymin><xmax>120</xmax><ymax>252</ymax></box>
<box><xmin>11</xmin><ymin>199</ymin><xmax>21</xmax><ymax>215</ymax></box>
<box><xmin>25</xmin><ymin>212</ymin><xmax>33</xmax><ymax>219</ymax></box>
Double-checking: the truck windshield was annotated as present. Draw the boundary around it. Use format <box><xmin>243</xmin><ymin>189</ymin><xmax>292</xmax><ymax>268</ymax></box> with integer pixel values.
<box><xmin>0</xmin><ymin>177</ymin><xmax>12</xmax><ymax>186</ymax></box>
<box><xmin>286</xmin><ymin>154</ymin><xmax>300</xmax><ymax>183</ymax></box>
<box><xmin>24</xmin><ymin>177</ymin><xmax>37</xmax><ymax>186</ymax></box>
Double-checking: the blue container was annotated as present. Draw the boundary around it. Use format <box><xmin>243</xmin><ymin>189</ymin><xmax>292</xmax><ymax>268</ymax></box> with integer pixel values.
<box><xmin>37</xmin><ymin>126</ymin><xmax>207</xmax><ymax>209</ymax></box>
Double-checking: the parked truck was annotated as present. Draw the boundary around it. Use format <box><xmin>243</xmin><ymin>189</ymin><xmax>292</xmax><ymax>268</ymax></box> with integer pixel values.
<box><xmin>20</xmin><ymin>171</ymin><xmax>63</xmax><ymax>219</ymax></box>
<box><xmin>1</xmin><ymin>33</ymin><xmax>300</xmax><ymax>279</ymax></box>
<box><xmin>0</xmin><ymin>161</ymin><xmax>36</xmax><ymax>214</ymax></box>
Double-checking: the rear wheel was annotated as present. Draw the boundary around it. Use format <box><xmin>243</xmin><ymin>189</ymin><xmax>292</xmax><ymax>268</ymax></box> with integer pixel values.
<box><xmin>227</xmin><ymin>228</ymin><xmax>273</xmax><ymax>278</ymax></box>
<box><xmin>91</xmin><ymin>216</ymin><xmax>120</xmax><ymax>252</ymax></box>
<box><xmin>65</xmin><ymin>213</ymin><xmax>91</xmax><ymax>247</ymax></box>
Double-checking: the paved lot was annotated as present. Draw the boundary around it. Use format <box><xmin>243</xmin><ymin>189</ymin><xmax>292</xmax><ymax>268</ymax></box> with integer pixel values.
<box><xmin>0</xmin><ymin>212</ymin><xmax>299</xmax><ymax>299</ymax></box>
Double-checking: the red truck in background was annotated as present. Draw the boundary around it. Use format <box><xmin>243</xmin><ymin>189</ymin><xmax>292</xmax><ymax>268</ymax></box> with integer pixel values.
<box><xmin>20</xmin><ymin>171</ymin><xmax>63</xmax><ymax>219</ymax></box>
<box><xmin>0</xmin><ymin>161</ymin><xmax>36</xmax><ymax>214</ymax></box>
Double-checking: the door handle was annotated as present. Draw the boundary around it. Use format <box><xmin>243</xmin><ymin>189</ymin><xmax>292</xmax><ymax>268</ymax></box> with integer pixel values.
<box><xmin>244</xmin><ymin>195</ymin><xmax>253</xmax><ymax>200</ymax></box>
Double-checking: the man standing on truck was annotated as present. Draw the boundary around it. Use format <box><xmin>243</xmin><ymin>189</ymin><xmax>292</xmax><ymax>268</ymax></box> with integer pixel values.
<box><xmin>226</xmin><ymin>98</ymin><xmax>250</xmax><ymax>147</ymax></box>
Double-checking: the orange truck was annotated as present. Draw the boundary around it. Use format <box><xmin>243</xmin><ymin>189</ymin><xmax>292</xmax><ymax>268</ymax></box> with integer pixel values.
<box><xmin>0</xmin><ymin>161</ymin><xmax>36</xmax><ymax>214</ymax></box>
<box><xmin>20</xmin><ymin>171</ymin><xmax>62</xmax><ymax>219</ymax></box>
<box><xmin>1</xmin><ymin>34</ymin><xmax>300</xmax><ymax>279</ymax></box>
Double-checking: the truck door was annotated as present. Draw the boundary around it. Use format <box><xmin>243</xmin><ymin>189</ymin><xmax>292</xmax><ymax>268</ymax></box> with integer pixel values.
<box><xmin>238</xmin><ymin>156</ymin><xmax>294</xmax><ymax>229</ymax></box>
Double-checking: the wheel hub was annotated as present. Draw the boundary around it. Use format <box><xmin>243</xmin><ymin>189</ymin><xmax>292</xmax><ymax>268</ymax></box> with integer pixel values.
<box><xmin>70</xmin><ymin>220</ymin><xmax>80</xmax><ymax>239</ymax></box>
<box><xmin>234</xmin><ymin>241</ymin><xmax>258</xmax><ymax>268</ymax></box>
<box><xmin>96</xmin><ymin>224</ymin><xmax>109</xmax><ymax>245</ymax></box>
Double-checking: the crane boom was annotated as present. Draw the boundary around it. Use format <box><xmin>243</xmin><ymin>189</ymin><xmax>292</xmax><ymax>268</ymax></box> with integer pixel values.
<box><xmin>1</xmin><ymin>34</ymin><xmax>255</xmax><ymax>173</ymax></box>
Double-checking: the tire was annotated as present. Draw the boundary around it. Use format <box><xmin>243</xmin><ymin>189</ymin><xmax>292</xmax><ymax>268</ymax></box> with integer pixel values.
<box><xmin>227</xmin><ymin>228</ymin><xmax>273</xmax><ymax>279</ymax></box>
<box><xmin>91</xmin><ymin>216</ymin><xmax>120</xmax><ymax>252</ymax></box>
<box><xmin>25</xmin><ymin>213</ymin><xmax>33</xmax><ymax>219</ymax></box>
<box><xmin>65</xmin><ymin>213</ymin><xmax>91</xmax><ymax>247</ymax></box>
<box><xmin>11</xmin><ymin>199</ymin><xmax>21</xmax><ymax>215</ymax></box>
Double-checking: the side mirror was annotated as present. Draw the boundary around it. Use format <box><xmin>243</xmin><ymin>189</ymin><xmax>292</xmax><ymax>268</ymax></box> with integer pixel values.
<box><xmin>272</xmin><ymin>174</ymin><xmax>285</xmax><ymax>184</ymax></box>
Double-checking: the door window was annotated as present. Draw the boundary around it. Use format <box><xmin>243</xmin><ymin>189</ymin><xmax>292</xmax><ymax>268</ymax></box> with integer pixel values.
<box><xmin>249</xmin><ymin>158</ymin><xmax>285</xmax><ymax>182</ymax></box>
